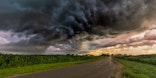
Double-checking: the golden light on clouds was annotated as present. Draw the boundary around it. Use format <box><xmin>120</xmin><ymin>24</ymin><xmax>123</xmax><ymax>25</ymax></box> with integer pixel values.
<box><xmin>79</xmin><ymin>24</ymin><xmax>156</xmax><ymax>56</ymax></box>
<box><xmin>86</xmin><ymin>44</ymin><xmax>156</xmax><ymax>56</ymax></box>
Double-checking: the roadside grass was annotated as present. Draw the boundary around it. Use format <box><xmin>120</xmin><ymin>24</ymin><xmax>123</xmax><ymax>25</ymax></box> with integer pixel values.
<box><xmin>116</xmin><ymin>58</ymin><xmax>156</xmax><ymax>78</ymax></box>
<box><xmin>0</xmin><ymin>55</ymin><xmax>105</xmax><ymax>78</ymax></box>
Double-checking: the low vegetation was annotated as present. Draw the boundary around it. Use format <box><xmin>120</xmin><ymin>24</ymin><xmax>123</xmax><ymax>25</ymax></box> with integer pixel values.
<box><xmin>115</xmin><ymin>55</ymin><xmax>156</xmax><ymax>78</ymax></box>
<box><xmin>0</xmin><ymin>54</ymin><xmax>99</xmax><ymax>69</ymax></box>
<box><xmin>115</xmin><ymin>55</ymin><xmax>156</xmax><ymax>65</ymax></box>
<box><xmin>0</xmin><ymin>54</ymin><xmax>104</xmax><ymax>78</ymax></box>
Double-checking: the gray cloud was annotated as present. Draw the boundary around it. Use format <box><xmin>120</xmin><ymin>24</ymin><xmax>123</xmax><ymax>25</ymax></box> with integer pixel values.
<box><xmin>0</xmin><ymin>0</ymin><xmax>156</xmax><ymax>44</ymax></box>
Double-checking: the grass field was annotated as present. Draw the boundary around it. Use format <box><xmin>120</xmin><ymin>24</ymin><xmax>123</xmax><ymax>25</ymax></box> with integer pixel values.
<box><xmin>0</xmin><ymin>54</ymin><xmax>101</xmax><ymax>69</ymax></box>
<box><xmin>115</xmin><ymin>55</ymin><xmax>156</xmax><ymax>65</ymax></box>
<box><xmin>115</xmin><ymin>55</ymin><xmax>156</xmax><ymax>78</ymax></box>
<box><xmin>3</xmin><ymin>54</ymin><xmax>156</xmax><ymax>78</ymax></box>
<box><xmin>0</xmin><ymin>54</ymin><xmax>104</xmax><ymax>78</ymax></box>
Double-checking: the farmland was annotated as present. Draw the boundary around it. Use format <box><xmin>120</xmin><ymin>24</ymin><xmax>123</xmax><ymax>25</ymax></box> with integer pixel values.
<box><xmin>0</xmin><ymin>54</ymin><xmax>104</xmax><ymax>78</ymax></box>
<box><xmin>115</xmin><ymin>55</ymin><xmax>156</xmax><ymax>78</ymax></box>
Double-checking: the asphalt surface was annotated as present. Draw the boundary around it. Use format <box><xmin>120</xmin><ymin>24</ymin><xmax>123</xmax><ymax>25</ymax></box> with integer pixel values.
<box><xmin>11</xmin><ymin>57</ymin><xmax>122</xmax><ymax>78</ymax></box>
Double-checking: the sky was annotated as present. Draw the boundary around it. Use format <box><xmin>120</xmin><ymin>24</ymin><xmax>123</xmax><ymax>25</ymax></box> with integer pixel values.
<box><xmin>83</xmin><ymin>24</ymin><xmax>156</xmax><ymax>55</ymax></box>
<box><xmin>0</xmin><ymin>0</ymin><xmax>156</xmax><ymax>55</ymax></box>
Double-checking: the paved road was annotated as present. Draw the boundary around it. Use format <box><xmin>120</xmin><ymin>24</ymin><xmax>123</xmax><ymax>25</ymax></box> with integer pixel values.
<box><xmin>12</xmin><ymin>57</ymin><xmax>122</xmax><ymax>78</ymax></box>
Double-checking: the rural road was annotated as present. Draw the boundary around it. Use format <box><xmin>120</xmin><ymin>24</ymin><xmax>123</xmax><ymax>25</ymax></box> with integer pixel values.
<box><xmin>12</xmin><ymin>57</ymin><xmax>122</xmax><ymax>78</ymax></box>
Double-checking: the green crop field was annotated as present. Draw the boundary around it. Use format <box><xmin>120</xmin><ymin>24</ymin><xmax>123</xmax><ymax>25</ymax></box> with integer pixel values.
<box><xmin>115</xmin><ymin>55</ymin><xmax>156</xmax><ymax>65</ymax></box>
<box><xmin>0</xmin><ymin>54</ymin><xmax>101</xmax><ymax>69</ymax></box>
<box><xmin>0</xmin><ymin>54</ymin><xmax>104</xmax><ymax>78</ymax></box>
<box><xmin>115</xmin><ymin>55</ymin><xmax>156</xmax><ymax>78</ymax></box>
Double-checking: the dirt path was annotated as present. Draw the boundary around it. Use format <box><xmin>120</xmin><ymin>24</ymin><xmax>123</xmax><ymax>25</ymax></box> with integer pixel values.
<box><xmin>11</xmin><ymin>57</ymin><xmax>122</xmax><ymax>78</ymax></box>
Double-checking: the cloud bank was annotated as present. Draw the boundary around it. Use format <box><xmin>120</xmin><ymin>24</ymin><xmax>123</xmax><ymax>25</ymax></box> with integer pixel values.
<box><xmin>0</xmin><ymin>0</ymin><xmax>156</xmax><ymax>54</ymax></box>
<box><xmin>84</xmin><ymin>24</ymin><xmax>156</xmax><ymax>55</ymax></box>
<box><xmin>0</xmin><ymin>0</ymin><xmax>156</xmax><ymax>44</ymax></box>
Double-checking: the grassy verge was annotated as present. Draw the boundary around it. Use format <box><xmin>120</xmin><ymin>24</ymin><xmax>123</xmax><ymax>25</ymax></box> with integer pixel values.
<box><xmin>116</xmin><ymin>58</ymin><xmax>156</xmax><ymax>78</ymax></box>
<box><xmin>0</xmin><ymin>56</ymin><xmax>104</xmax><ymax>78</ymax></box>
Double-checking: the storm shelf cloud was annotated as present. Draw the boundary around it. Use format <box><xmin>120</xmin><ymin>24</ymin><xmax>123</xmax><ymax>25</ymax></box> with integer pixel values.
<box><xmin>0</xmin><ymin>0</ymin><xmax>156</xmax><ymax>55</ymax></box>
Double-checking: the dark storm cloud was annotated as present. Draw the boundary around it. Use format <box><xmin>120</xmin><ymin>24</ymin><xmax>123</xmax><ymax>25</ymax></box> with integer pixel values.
<box><xmin>0</xmin><ymin>0</ymin><xmax>156</xmax><ymax>44</ymax></box>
